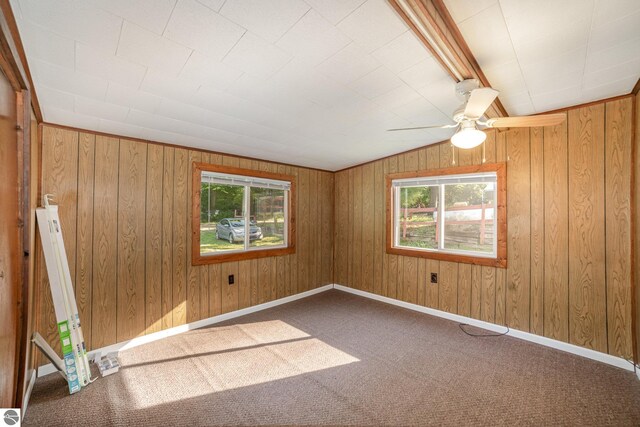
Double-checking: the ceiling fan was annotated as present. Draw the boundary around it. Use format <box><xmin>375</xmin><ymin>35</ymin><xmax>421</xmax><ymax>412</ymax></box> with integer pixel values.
<box><xmin>388</xmin><ymin>79</ymin><xmax>566</xmax><ymax>149</ymax></box>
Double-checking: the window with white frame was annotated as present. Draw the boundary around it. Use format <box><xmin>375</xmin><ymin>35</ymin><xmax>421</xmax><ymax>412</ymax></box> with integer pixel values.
<box><xmin>387</xmin><ymin>164</ymin><xmax>506</xmax><ymax>267</ymax></box>
<box><xmin>193</xmin><ymin>164</ymin><xmax>295</xmax><ymax>264</ymax></box>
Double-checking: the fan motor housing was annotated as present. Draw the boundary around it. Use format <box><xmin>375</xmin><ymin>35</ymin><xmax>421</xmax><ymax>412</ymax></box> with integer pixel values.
<box><xmin>455</xmin><ymin>79</ymin><xmax>480</xmax><ymax>100</ymax></box>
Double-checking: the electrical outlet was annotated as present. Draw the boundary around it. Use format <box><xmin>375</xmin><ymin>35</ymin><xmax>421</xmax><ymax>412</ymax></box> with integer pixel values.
<box><xmin>228</xmin><ymin>274</ymin><xmax>234</xmax><ymax>285</ymax></box>
<box><xmin>430</xmin><ymin>273</ymin><xmax>438</xmax><ymax>284</ymax></box>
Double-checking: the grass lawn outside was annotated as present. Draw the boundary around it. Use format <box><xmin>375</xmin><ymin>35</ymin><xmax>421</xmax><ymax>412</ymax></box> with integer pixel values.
<box><xmin>200</xmin><ymin>230</ymin><xmax>284</xmax><ymax>254</ymax></box>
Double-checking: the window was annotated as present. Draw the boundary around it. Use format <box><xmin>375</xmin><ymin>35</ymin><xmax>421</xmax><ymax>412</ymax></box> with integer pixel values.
<box><xmin>192</xmin><ymin>163</ymin><xmax>295</xmax><ymax>265</ymax></box>
<box><xmin>386</xmin><ymin>163</ymin><xmax>506</xmax><ymax>268</ymax></box>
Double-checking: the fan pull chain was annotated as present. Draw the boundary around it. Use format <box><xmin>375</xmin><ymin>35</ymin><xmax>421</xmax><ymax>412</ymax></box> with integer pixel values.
<box><xmin>451</xmin><ymin>143</ymin><xmax>456</xmax><ymax>165</ymax></box>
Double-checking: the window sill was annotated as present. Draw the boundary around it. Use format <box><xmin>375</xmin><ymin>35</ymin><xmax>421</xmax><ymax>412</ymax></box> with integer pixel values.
<box><xmin>192</xmin><ymin>245</ymin><xmax>295</xmax><ymax>265</ymax></box>
<box><xmin>386</xmin><ymin>245</ymin><xmax>506</xmax><ymax>268</ymax></box>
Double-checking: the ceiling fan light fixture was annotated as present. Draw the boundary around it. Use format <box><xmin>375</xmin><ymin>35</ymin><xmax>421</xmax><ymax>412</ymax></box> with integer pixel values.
<box><xmin>451</xmin><ymin>127</ymin><xmax>486</xmax><ymax>149</ymax></box>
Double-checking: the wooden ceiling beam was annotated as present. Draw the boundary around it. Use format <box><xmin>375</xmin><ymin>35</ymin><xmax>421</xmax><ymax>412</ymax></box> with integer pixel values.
<box><xmin>388</xmin><ymin>0</ymin><xmax>508</xmax><ymax>118</ymax></box>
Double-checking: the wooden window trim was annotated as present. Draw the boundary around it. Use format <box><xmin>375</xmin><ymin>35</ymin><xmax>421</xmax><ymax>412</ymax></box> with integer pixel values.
<box><xmin>386</xmin><ymin>162</ymin><xmax>507</xmax><ymax>268</ymax></box>
<box><xmin>191</xmin><ymin>162</ymin><xmax>296</xmax><ymax>265</ymax></box>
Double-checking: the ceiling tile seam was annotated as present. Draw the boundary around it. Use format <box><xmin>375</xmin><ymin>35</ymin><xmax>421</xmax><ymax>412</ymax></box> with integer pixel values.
<box><xmin>314</xmin><ymin>42</ymin><xmax>384</xmax><ymax>87</ymax></box>
<box><xmin>195</xmin><ymin>0</ymin><xmax>222</xmax><ymax>13</ymax></box>
<box><xmin>497</xmin><ymin>0</ymin><xmax>532</xmax><ymax>114</ymax></box>
<box><xmin>114</xmin><ymin>18</ymin><xmax>125</xmax><ymax>57</ymax></box>
<box><xmin>266</xmin><ymin>3</ymin><xmax>312</xmax><ymax>45</ymax></box>
<box><xmin>579</xmin><ymin>0</ymin><xmax>598</xmax><ymax>94</ymax></box>
<box><xmin>160</xmin><ymin>1</ymin><xmax>179</xmax><ymax>37</ymax></box>
<box><xmin>176</xmin><ymin>49</ymin><xmax>195</xmax><ymax>78</ymax></box>
<box><xmin>219</xmin><ymin>28</ymin><xmax>249</xmax><ymax>63</ymax></box>
<box><xmin>455</xmin><ymin>1</ymin><xmax>498</xmax><ymax>26</ymax></box>
<box><xmin>111</xmin><ymin>20</ymin><xmax>195</xmax><ymax>73</ymax></box>
<box><xmin>370</xmin><ymin>29</ymin><xmax>435</xmax><ymax>75</ymax></box>
<box><xmin>145</xmin><ymin>86</ymin><xmax>317</xmax><ymax>142</ymax></box>
<box><xmin>331</xmin><ymin>0</ymin><xmax>368</xmax><ymax>26</ymax></box>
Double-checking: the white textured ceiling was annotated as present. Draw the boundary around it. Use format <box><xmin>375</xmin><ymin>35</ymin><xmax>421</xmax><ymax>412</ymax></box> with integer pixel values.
<box><xmin>12</xmin><ymin>0</ymin><xmax>462</xmax><ymax>171</ymax></box>
<box><xmin>444</xmin><ymin>0</ymin><xmax>640</xmax><ymax>115</ymax></box>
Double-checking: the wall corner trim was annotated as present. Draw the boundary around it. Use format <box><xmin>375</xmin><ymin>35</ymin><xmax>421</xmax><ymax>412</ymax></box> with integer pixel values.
<box><xmin>332</xmin><ymin>284</ymin><xmax>636</xmax><ymax>373</ymax></box>
<box><xmin>36</xmin><ymin>284</ymin><xmax>335</xmax><ymax>378</ymax></box>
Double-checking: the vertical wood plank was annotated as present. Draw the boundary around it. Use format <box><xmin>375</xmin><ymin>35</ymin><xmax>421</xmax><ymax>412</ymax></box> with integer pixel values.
<box><xmin>238</xmin><ymin>259</ymin><xmax>252</xmax><ymax>308</ymax></box>
<box><xmin>352</xmin><ymin>167</ymin><xmax>363</xmax><ymax>290</ymax></box>
<box><xmin>298</xmin><ymin>168</ymin><xmax>309</xmax><ymax>292</ymax></box>
<box><xmin>172</xmin><ymin>148</ymin><xmax>188</xmax><ymax>326</ymax></box>
<box><xmin>386</xmin><ymin>157</ymin><xmax>398</xmax><ymax>299</ymax></box>
<box><xmin>116</xmin><ymin>139</ymin><xmax>147</xmax><ymax>342</ymax></box>
<box><xmin>530</xmin><ymin>127</ymin><xmax>545</xmax><ymax>335</ymax></box>
<box><xmin>439</xmin><ymin>261</ymin><xmax>458</xmax><ymax>313</ymax></box>
<box><xmin>289</xmin><ymin>167</ymin><xmax>299</xmax><ymax>295</ymax></box>
<box><xmin>161</xmin><ymin>147</ymin><xmax>174</xmax><ymax>330</ymax></box>
<box><xmin>470</xmin><ymin>266</ymin><xmax>482</xmax><ymax>320</ymax></box>
<box><xmin>568</xmin><ymin>105</ymin><xmax>607</xmax><ymax>352</ymax></box>
<box><xmin>403</xmin><ymin>257</ymin><xmax>418</xmax><ymax>304</ymax></box>
<box><xmin>209</xmin><ymin>263</ymin><xmax>221</xmax><ymax>316</ymax></box>
<box><xmin>495</xmin><ymin>131</ymin><xmax>507</xmax><ymax>325</ymax></box>
<box><xmin>186</xmin><ymin>151</ymin><xmax>202</xmax><ymax>323</ymax></box>
<box><xmin>334</xmin><ymin>171</ymin><xmax>348</xmax><ymax>285</ymax></box>
<box><xmin>221</xmin><ymin>261</ymin><xmax>239</xmax><ymax>314</ymax></box>
<box><xmin>373</xmin><ymin>161</ymin><xmax>384</xmax><ymax>295</ymax></box>
<box><xmin>506</xmin><ymin>128</ymin><xmax>531</xmax><ymax>332</ymax></box>
<box><xmin>258</xmin><ymin>257</ymin><xmax>271</xmax><ymax>303</ymax></box>
<box><xmin>543</xmin><ymin>121</ymin><xmax>569</xmax><ymax>341</ymax></box>
<box><xmin>321</xmin><ymin>172</ymin><xmax>334</xmax><ymax>285</ymax></box>
<box><xmin>382</xmin><ymin>159</ymin><xmax>390</xmax><ymax>298</ymax></box>
<box><xmin>91</xmin><ymin>136</ymin><xmax>118</xmax><ymax>349</ymax></box>
<box><xmin>362</xmin><ymin>164</ymin><xmax>374</xmax><ymax>292</ymax></box>
<box><xmin>457</xmin><ymin>264</ymin><xmax>472</xmax><ymax>317</ymax></box>
<box><xmin>145</xmin><ymin>144</ymin><xmax>163</xmax><ymax>333</ymax></box>
<box><xmin>75</xmin><ymin>133</ymin><xmax>94</xmax><ymax>346</ymax></box>
<box><xmin>480</xmin><ymin>266</ymin><xmax>496</xmax><ymax>323</ymax></box>
<box><xmin>309</xmin><ymin>170</ymin><xmax>319</xmax><ymax>289</ymax></box>
<box><xmin>604</xmin><ymin>98</ymin><xmax>633</xmax><ymax>358</ymax></box>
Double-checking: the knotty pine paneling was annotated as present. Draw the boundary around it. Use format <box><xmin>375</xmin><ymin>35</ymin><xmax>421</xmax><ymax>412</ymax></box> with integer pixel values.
<box><xmin>36</xmin><ymin>125</ymin><xmax>333</xmax><ymax>356</ymax></box>
<box><xmin>335</xmin><ymin>96</ymin><xmax>635</xmax><ymax>359</ymax></box>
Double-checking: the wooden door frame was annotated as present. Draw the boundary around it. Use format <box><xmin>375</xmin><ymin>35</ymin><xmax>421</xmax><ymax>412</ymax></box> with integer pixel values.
<box><xmin>0</xmin><ymin>1</ymin><xmax>36</xmax><ymax>408</ymax></box>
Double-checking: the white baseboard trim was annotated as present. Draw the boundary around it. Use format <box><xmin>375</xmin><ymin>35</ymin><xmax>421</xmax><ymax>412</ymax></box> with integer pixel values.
<box><xmin>38</xmin><ymin>284</ymin><xmax>335</xmax><ymax>377</ymax></box>
<box><xmin>22</xmin><ymin>369</ymin><xmax>36</xmax><ymax>416</ymax></box>
<box><xmin>333</xmin><ymin>284</ymin><xmax>635</xmax><ymax>373</ymax></box>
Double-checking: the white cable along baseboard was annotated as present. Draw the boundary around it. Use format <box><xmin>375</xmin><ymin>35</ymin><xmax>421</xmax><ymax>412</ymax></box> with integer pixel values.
<box><xmin>333</xmin><ymin>284</ymin><xmax>635</xmax><ymax>373</ymax></box>
<box><xmin>37</xmin><ymin>283</ymin><xmax>636</xmax><ymax>378</ymax></box>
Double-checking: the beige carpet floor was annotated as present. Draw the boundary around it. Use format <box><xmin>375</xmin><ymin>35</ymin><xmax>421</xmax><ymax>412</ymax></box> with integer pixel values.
<box><xmin>25</xmin><ymin>289</ymin><xmax>640</xmax><ymax>426</ymax></box>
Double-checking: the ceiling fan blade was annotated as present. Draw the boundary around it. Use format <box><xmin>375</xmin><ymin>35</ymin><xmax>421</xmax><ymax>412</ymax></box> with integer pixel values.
<box><xmin>488</xmin><ymin>113</ymin><xmax>566</xmax><ymax>128</ymax></box>
<box><xmin>464</xmin><ymin>88</ymin><xmax>499</xmax><ymax>119</ymax></box>
<box><xmin>387</xmin><ymin>124</ymin><xmax>458</xmax><ymax>132</ymax></box>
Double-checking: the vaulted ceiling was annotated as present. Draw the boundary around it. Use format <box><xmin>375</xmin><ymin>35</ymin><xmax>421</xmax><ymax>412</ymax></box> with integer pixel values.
<box><xmin>11</xmin><ymin>0</ymin><xmax>640</xmax><ymax>170</ymax></box>
<box><xmin>444</xmin><ymin>0</ymin><xmax>640</xmax><ymax>114</ymax></box>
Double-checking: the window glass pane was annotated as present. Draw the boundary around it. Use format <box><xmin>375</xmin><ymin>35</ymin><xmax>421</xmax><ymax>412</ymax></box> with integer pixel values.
<box><xmin>200</xmin><ymin>180</ymin><xmax>245</xmax><ymax>254</ymax></box>
<box><xmin>249</xmin><ymin>188</ymin><xmax>285</xmax><ymax>248</ymax></box>
<box><xmin>443</xmin><ymin>183</ymin><xmax>495</xmax><ymax>253</ymax></box>
<box><xmin>397</xmin><ymin>186</ymin><xmax>439</xmax><ymax>250</ymax></box>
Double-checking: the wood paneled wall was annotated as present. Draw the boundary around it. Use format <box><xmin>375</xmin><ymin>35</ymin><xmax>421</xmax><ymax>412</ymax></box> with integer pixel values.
<box><xmin>36</xmin><ymin>125</ymin><xmax>334</xmax><ymax>360</ymax></box>
<box><xmin>635</xmin><ymin>93</ymin><xmax>639</xmax><ymax>362</ymax></box>
<box><xmin>335</xmin><ymin>96</ymin><xmax>635</xmax><ymax>359</ymax></box>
